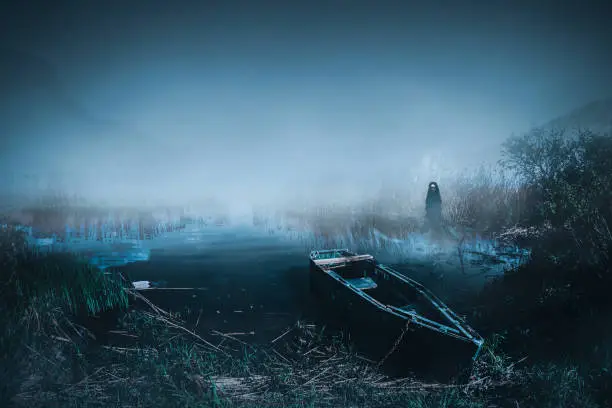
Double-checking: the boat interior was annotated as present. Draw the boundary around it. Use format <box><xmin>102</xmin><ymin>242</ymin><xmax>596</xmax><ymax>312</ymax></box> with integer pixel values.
<box><xmin>323</xmin><ymin>257</ymin><xmax>447</xmax><ymax>323</ymax></box>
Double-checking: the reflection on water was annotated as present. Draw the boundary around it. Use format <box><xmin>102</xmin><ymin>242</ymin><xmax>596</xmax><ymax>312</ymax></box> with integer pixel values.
<box><xmin>12</xmin><ymin>220</ymin><xmax>302</xmax><ymax>270</ymax></box>
<box><xmin>279</xmin><ymin>225</ymin><xmax>531</xmax><ymax>279</ymax></box>
<box><xmin>12</xmin><ymin>214</ymin><xmax>531</xmax><ymax>283</ymax></box>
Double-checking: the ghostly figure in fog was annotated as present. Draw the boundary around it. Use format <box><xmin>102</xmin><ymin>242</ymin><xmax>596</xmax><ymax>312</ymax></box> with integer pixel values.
<box><xmin>425</xmin><ymin>181</ymin><xmax>442</xmax><ymax>229</ymax></box>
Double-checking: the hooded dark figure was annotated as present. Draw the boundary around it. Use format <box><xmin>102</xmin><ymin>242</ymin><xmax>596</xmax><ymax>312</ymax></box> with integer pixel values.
<box><xmin>425</xmin><ymin>182</ymin><xmax>442</xmax><ymax>229</ymax></box>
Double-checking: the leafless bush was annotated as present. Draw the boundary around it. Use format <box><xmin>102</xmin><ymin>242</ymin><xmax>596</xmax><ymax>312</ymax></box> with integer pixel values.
<box><xmin>442</xmin><ymin>165</ymin><xmax>530</xmax><ymax>234</ymax></box>
<box><xmin>501</xmin><ymin>128</ymin><xmax>612</xmax><ymax>271</ymax></box>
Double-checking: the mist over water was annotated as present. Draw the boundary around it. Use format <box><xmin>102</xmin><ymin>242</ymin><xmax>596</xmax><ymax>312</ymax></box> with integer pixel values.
<box><xmin>2</xmin><ymin>84</ymin><xmax>514</xmax><ymax>212</ymax></box>
<box><xmin>2</xmin><ymin>1</ymin><xmax>611</xmax><ymax>212</ymax></box>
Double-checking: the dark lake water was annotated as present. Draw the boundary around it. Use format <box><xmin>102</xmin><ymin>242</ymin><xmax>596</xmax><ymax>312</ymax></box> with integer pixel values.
<box><xmin>117</xmin><ymin>226</ymin><xmax>315</xmax><ymax>343</ymax></box>
<box><xmin>19</xmin><ymin>220</ymin><xmax>529</xmax><ymax>348</ymax></box>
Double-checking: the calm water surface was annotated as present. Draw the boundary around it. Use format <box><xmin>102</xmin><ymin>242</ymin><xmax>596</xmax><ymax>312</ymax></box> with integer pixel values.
<box><xmin>22</xmin><ymin>221</ymin><xmax>528</xmax><ymax>344</ymax></box>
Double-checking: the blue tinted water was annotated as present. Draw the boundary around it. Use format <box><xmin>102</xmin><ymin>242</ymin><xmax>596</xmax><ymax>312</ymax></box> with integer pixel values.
<box><xmin>8</xmin><ymin>219</ymin><xmax>531</xmax><ymax>343</ymax></box>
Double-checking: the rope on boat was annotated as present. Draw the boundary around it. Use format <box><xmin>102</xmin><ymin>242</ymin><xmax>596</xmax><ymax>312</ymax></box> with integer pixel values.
<box><xmin>376</xmin><ymin>320</ymin><xmax>411</xmax><ymax>368</ymax></box>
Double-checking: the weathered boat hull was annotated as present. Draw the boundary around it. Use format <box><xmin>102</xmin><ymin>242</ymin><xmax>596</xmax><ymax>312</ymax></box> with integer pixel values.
<box><xmin>309</xmin><ymin>249</ymin><xmax>483</xmax><ymax>380</ymax></box>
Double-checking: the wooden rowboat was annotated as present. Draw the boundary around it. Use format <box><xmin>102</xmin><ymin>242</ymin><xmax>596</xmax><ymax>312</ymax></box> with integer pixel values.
<box><xmin>309</xmin><ymin>248</ymin><xmax>484</xmax><ymax>378</ymax></box>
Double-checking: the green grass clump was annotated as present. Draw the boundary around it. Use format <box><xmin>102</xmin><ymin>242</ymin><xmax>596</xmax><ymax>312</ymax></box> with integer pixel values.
<box><xmin>1</xmin><ymin>224</ymin><xmax>129</xmax><ymax>318</ymax></box>
<box><xmin>0</xmin><ymin>224</ymin><xmax>130</xmax><ymax>404</ymax></box>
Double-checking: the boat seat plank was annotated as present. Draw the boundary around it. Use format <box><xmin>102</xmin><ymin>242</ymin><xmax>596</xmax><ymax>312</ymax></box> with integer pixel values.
<box><xmin>345</xmin><ymin>277</ymin><xmax>378</xmax><ymax>290</ymax></box>
<box><xmin>313</xmin><ymin>254</ymin><xmax>374</xmax><ymax>265</ymax></box>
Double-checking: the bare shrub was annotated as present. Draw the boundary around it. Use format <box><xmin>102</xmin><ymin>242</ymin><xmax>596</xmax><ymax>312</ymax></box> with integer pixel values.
<box><xmin>443</xmin><ymin>165</ymin><xmax>530</xmax><ymax>234</ymax></box>
<box><xmin>501</xmin><ymin>128</ymin><xmax>612</xmax><ymax>271</ymax></box>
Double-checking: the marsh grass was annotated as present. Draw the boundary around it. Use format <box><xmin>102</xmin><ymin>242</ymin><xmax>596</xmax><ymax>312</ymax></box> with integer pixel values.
<box><xmin>0</xmin><ymin>224</ymin><xmax>129</xmax><ymax>316</ymax></box>
<box><xmin>0</xmin><ymin>191</ymin><xmax>191</xmax><ymax>243</ymax></box>
<box><xmin>0</xmin><ymin>222</ymin><xmax>603</xmax><ymax>407</ymax></box>
<box><xmin>5</xmin><ymin>295</ymin><xmax>602</xmax><ymax>408</ymax></box>
<box><xmin>2</xmin><ymin>127</ymin><xmax>612</xmax><ymax>407</ymax></box>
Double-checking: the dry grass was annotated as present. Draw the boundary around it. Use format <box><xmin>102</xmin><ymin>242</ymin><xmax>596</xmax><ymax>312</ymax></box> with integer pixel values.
<box><xmin>2</xmin><ymin>292</ymin><xmax>535</xmax><ymax>408</ymax></box>
<box><xmin>273</xmin><ymin>165</ymin><xmax>532</xmax><ymax>249</ymax></box>
<box><xmin>7</xmin><ymin>294</ymin><xmax>601</xmax><ymax>408</ymax></box>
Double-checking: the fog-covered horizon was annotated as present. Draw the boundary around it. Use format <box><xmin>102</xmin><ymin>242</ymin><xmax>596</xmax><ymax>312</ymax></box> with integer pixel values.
<box><xmin>2</xmin><ymin>1</ymin><xmax>611</xmax><ymax>210</ymax></box>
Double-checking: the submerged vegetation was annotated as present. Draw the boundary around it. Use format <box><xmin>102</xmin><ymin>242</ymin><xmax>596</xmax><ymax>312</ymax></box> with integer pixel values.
<box><xmin>1</xmin><ymin>127</ymin><xmax>612</xmax><ymax>406</ymax></box>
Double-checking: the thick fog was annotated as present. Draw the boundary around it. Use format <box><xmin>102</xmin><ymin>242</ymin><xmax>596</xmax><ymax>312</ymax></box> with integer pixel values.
<box><xmin>1</xmin><ymin>1</ymin><xmax>611</xmax><ymax>211</ymax></box>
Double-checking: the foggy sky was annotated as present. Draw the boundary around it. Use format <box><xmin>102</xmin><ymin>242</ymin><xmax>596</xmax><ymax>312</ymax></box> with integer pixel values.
<box><xmin>2</xmin><ymin>0</ymin><xmax>611</xmax><ymax>208</ymax></box>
